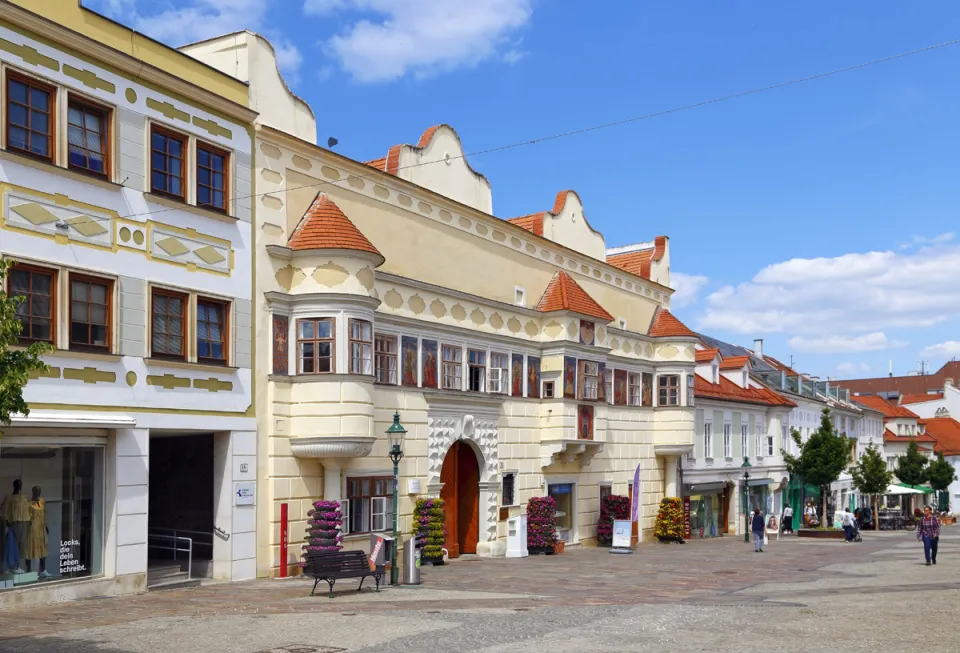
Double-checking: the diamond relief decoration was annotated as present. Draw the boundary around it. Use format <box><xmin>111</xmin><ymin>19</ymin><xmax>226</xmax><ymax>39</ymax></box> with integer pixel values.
<box><xmin>194</xmin><ymin>245</ymin><xmax>226</xmax><ymax>265</ymax></box>
<box><xmin>155</xmin><ymin>236</ymin><xmax>190</xmax><ymax>256</ymax></box>
<box><xmin>66</xmin><ymin>215</ymin><xmax>107</xmax><ymax>237</ymax></box>
<box><xmin>11</xmin><ymin>203</ymin><xmax>58</xmax><ymax>225</ymax></box>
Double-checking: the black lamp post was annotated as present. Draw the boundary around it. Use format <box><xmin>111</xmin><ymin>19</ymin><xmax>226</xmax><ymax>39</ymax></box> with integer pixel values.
<box><xmin>741</xmin><ymin>456</ymin><xmax>752</xmax><ymax>543</ymax></box>
<box><xmin>386</xmin><ymin>412</ymin><xmax>406</xmax><ymax>586</ymax></box>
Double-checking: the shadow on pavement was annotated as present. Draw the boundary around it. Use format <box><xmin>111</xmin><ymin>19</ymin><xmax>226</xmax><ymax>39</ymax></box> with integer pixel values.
<box><xmin>0</xmin><ymin>636</ymin><xmax>137</xmax><ymax>653</ymax></box>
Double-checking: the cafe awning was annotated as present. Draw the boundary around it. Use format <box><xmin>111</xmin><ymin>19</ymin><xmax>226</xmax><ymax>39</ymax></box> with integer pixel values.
<box><xmin>896</xmin><ymin>483</ymin><xmax>934</xmax><ymax>494</ymax></box>
<box><xmin>884</xmin><ymin>485</ymin><xmax>925</xmax><ymax>496</ymax></box>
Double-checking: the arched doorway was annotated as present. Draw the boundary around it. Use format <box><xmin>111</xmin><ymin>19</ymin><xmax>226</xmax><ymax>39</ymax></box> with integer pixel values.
<box><xmin>439</xmin><ymin>439</ymin><xmax>480</xmax><ymax>558</ymax></box>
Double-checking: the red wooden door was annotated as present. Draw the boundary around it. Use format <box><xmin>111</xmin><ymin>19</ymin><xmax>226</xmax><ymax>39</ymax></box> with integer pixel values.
<box><xmin>439</xmin><ymin>440</ymin><xmax>480</xmax><ymax>558</ymax></box>
<box><xmin>440</xmin><ymin>445</ymin><xmax>459</xmax><ymax>558</ymax></box>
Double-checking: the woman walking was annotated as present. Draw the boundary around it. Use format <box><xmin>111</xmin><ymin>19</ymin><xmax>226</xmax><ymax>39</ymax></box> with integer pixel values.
<box><xmin>917</xmin><ymin>505</ymin><xmax>941</xmax><ymax>566</ymax></box>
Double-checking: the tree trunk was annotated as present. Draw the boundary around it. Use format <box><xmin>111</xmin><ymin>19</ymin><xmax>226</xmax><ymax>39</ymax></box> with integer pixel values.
<box><xmin>873</xmin><ymin>495</ymin><xmax>879</xmax><ymax>531</ymax></box>
<box><xmin>821</xmin><ymin>486</ymin><xmax>828</xmax><ymax>528</ymax></box>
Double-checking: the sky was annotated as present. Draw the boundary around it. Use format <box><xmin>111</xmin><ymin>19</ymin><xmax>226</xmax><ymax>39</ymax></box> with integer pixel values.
<box><xmin>88</xmin><ymin>0</ymin><xmax>960</xmax><ymax>381</ymax></box>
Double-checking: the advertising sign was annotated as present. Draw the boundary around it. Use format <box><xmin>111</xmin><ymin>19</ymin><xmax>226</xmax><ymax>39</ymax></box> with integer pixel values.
<box><xmin>683</xmin><ymin>496</ymin><xmax>691</xmax><ymax>539</ymax></box>
<box><xmin>612</xmin><ymin>520</ymin><xmax>632</xmax><ymax>548</ymax></box>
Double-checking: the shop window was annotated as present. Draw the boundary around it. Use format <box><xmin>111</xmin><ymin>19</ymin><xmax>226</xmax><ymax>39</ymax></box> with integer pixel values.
<box><xmin>579</xmin><ymin>361</ymin><xmax>599</xmax><ymax>400</ymax></box>
<box><xmin>349</xmin><ymin>319</ymin><xmax>373</xmax><ymax>375</ymax></box>
<box><xmin>543</xmin><ymin>380</ymin><xmax>555</xmax><ymax>398</ymax></box>
<box><xmin>150</xmin><ymin>126</ymin><xmax>186</xmax><ymax>200</ymax></box>
<box><xmin>467</xmin><ymin>349</ymin><xmax>486</xmax><ymax>392</ymax></box>
<box><xmin>297</xmin><ymin>317</ymin><xmax>334</xmax><ymax>374</ymax></box>
<box><xmin>196</xmin><ymin>143</ymin><xmax>229</xmax><ymax>212</ymax></box>
<box><xmin>0</xmin><ymin>444</ymin><xmax>104</xmax><ymax>589</ymax></box>
<box><xmin>151</xmin><ymin>288</ymin><xmax>187</xmax><ymax>360</ymax></box>
<box><xmin>658</xmin><ymin>374</ymin><xmax>679</xmax><ymax>406</ymax></box>
<box><xmin>9</xmin><ymin>264</ymin><xmax>56</xmax><ymax>345</ymax></box>
<box><xmin>489</xmin><ymin>352</ymin><xmax>508</xmax><ymax>393</ymax></box>
<box><xmin>723</xmin><ymin>423</ymin><xmax>732</xmax><ymax>458</ymax></box>
<box><xmin>374</xmin><ymin>334</ymin><xmax>397</xmax><ymax>384</ymax></box>
<box><xmin>441</xmin><ymin>345</ymin><xmax>462</xmax><ymax>390</ymax></box>
<box><xmin>67</xmin><ymin>99</ymin><xmax>109</xmax><ymax>178</ymax></box>
<box><xmin>7</xmin><ymin>73</ymin><xmax>55</xmax><ymax>162</ymax></box>
<box><xmin>628</xmin><ymin>373</ymin><xmax>641</xmax><ymax>406</ymax></box>
<box><xmin>196</xmin><ymin>297</ymin><xmax>228</xmax><ymax>364</ymax></box>
<box><xmin>501</xmin><ymin>472</ymin><xmax>516</xmax><ymax>507</ymax></box>
<box><xmin>547</xmin><ymin>483</ymin><xmax>574</xmax><ymax>540</ymax></box>
<box><xmin>641</xmin><ymin>372</ymin><xmax>653</xmax><ymax>406</ymax></box>
<box><xmin>578</xmin><ymin>405</ymin><xmax>594</xmax><ymax>440</ymax></box>
<box><xmin>344</xmin><ymin>476</ymin><xmax>392</xmax><ymax>534</ymax></box>
<box><xmin>69</xmin><ymin>275</ymin><xmax>111</xmax><ymax>351</ymax></box>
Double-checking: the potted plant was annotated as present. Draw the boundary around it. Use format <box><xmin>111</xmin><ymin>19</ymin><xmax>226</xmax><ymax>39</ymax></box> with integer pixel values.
<box><xmin>596</xmin><ymin>494</ymin><xmax>630</xmax><ymax>546</ymax></box>
<box><xmin>413</xmin><ymin>497</ymin><xmax>446</xmax><ymax>566</ymax></box>
<box><xmin>303</xmin><ymin>500</ymin><xmax>344</xmax><ymax>556</ymax></box>
<box><xmin>654</xmin><ymin>497</ymin><xmax>685</xmax><ymax>543</ymax></box>
<box><xmin>526</xmin><ymin>496</ymin><xmax>559</xmax><ymax>554</ymax></box>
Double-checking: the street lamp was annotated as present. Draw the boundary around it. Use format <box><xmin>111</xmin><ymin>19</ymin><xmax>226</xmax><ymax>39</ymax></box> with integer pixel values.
<box><xmin>741</xmin><ymin>457</ymin><xmax>752</xmax><ymax>543</ymax></box>
<box><xmin>386</xmin><ymin>411</ymin><xmax>406</xmax><ymax>586</ymax></box>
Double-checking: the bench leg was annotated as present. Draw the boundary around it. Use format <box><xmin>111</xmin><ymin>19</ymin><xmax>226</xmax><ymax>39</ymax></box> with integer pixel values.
<box><xmin>375</xmin><ymin>574</ymin><xmax>381</xmax><ymax>593</ymax></box>
<box><xmin>327</xmin><ymin>578</ymin><xmax>336</xmax><ymax>599</ymax></box>
<box><xmin>310</xmin><ymin>578</ymin><xmax>320</xmax><ymax>597</ymax></box>
<box><xmin>357</xmin><ymin>576</ymin><xmax>366</xmax><ymax>593</ymax></box>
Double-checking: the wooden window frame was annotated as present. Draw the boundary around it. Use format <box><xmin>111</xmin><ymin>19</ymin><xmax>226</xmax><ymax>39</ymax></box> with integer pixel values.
<box><xmin>68</xmin><ymin>272</ymin><xmax>113</xmax><ymax>353</ymax></box>
<box><xmin>196</xmin><ymin>296</ymin><xmax>229</xmax><ymax>365</ymax></box>
<box><xmin>543</xmin><ymin>380</ymin><xmax>555</xmax><ymax>398</ymax></box>
<box><xmin>297</xmin><ymin>317</ymin><xmax>335</xmax><ymax>375</ymax></box>
<box><xmin>441</xmin><ymin>344</ymin><xmax>462</xmax><ymax>390</ymax></box>
<box><xmin>348</xmin><ymin>318</ymin><xmax>373</xmax><ymax>375</ymax></box>
<box><xmin>467</xmin><ymin>348</ymin><xmax>486</xmax><ymax>392</ymax></box>
<box><xmin>150</xmin><ymin>124</ymin><xmax>187</xmax><ymax>201</ymax></box>
<box><xmin>150</xmin><ymin>287</ymin><xmax>188</xmax><ymax>360</ymax></box>
<box><xmin>628</xmin><ymin>372</ymin><xmax>641</xmax><ymax>406</ymax></box>
<box><xmin>66</xmin><ymin>95</ymin><xmax>112</xmax><ymax>180</ymax></box>
<box><xmin>657</xmin><ymin>374</ymin><xmax>680</xmax><ymax>406</ymax></box>
<box><xmin>488</xmin><ymin>352</ymin><xmax>508</xmax><ymax>394</ymax></box>
<box><xmin>344</xmin><ymin>476</ymin><xmax>393</xmax><ymax>535</ymax></box>
<box><xmin>196</xmin><ymin>140</ymin><xmax>230</xmax><ymax>214</ymax></box>
<box><xmin>604</xmin><ymin>368</ymin><xmax>614</xmax><ymax>405</ymax></box>
<box><xmin>578</xmin><ymin>360</ymin><xmax>600</xmax><ymax>401</ymax></box>
<box><xmin>8</xmin><ymin>262</ymin><xmax>57</xmax><ymax>346</ymax></box>
<box><xmin>5</xmin><ymin>71</ymin><xmax>57</xmax><ymax>164</ymax></box>
<box><xmin>374</xmin><ymin>334</ymin><xmax>398</xmax><ymax>384</ymax></box>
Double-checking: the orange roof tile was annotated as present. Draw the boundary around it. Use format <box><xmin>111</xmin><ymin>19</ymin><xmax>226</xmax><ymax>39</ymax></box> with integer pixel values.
<box><xmin>719</xmin><ymin>355</ymin><xmax>751</xmax><ymax>371</ymax></box>
<box><xmin>900</xmin><ymin>392</ymin><xmax>944</xmax><ymax>405</ymax></box>
<box><xmin>364</xmin><ymin>156</ymin><xmax>387</xmax><ymax>172</ymax></box>
<box><xmin>507</xmin><ymin>213</ymin><xmax>545</xmax><ymax>237</ymax></box>
<box><xmin>695</xmin><ymin>348</ymin><xmax>720</xmax><ymax>363</ymax></box>
<box><xmin>922</xmin><ymin>417</ymin><xmax>960</xmax><ymax>455</ymax></box>
<box><xmin>288</xmin><ymin>193</ymin><xmax>382</xmax><ymax>257</ymax></box>
<box><xmin>536</xmin><ymin>271</ymin><xmax>614</xmax><ymax>322</ymax></box>
<box><xmin>694</xmin><ymin>375</ymin><xmax>796</xmax><ymax>407</ymax></box>
<box><xmin>883</xmin><ymin>429</ymin><xmax>937</xmax><ymax>444</ymax></box>
<box><xmin>607</xmin><ymin>248</ymin><xmax>654</xmax><ymax>279</ymax></box>
<box><xmin>854</xmin><ymin>395</ymin><xmax>920</xmax><ymax>420</ymax></box>
<box><xmin>364</xmin><ymin>126</ymin><xmax>446</xmax><ymax>176</ymax></box>
<box><xmin>648</xmin><ymin>307</ymin><xmax>696</xmax><ymax>338</ymax></box>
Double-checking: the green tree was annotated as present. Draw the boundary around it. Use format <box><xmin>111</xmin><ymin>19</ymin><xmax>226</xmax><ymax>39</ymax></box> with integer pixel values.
<box><xmin>0</xmin><ymin>260</ymin><xmax>52</xmax><ymax>425</ymax></box>
<box><xmin>783</xmin><ymin>407</ymin><xmax>849</xmax><ymax>526</ymax></box>
<box><xmin>926</xmin><ymin>453</ymin><xmax>957</xmax><ymax>511</ymax></box>
<box><xmin>894</xmin><ymin>440</ymin><xmax>929</xmax><ymax>515</ymax></box>
<box><xmin>851</xmin><ymin>444</ymin><xmax>893</xmax><ymax>531</ymax></box>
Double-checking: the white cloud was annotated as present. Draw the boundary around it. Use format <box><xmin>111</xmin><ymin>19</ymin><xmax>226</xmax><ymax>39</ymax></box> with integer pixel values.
<box><xmin>309</xmin><ymin>0</ymin><xmax>534</xmax><ymax>83</ymax></box>
<box><xmin>900</xmin><ymin>232</ymin><xmax>954</xmax><ymax>250</ymax></box>
<box><xmin>920</xmin><ymin>341</ymin><xmax>960</xmax><ymax>359</ymax></box>
<box><xmin>670</xmin><ymin>273</ymin><xmax>709</xmax><ymax>309</ymax></box>
<box><xmin>699</xmin><ymin>244</ymin><xmax>960</xmax><ymax>336</ymax></box>
<box><xmin>836</xmin><ymin>362</ymin><xmax>873</xmax><ymax>375</ymax></box>
<box><xmin>788</xmin><ymin>332</ymin><xmax>908</xmax><ymax>354</ymax></box>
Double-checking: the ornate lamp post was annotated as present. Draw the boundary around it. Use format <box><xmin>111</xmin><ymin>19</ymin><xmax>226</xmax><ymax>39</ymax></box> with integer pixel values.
<box><xmin>386</xmin><ymin>412</ymin><xmax>406</xmax><ymax>586</ymax></box>
<box><xmin>741</xmin><ymin>456</ymin><xmax>752</xmax><ymax>543</ymax></box>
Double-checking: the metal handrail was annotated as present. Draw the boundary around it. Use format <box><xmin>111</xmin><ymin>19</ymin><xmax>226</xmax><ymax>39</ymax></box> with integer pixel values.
<box><xmin>148</xmin><ymin>527</ymin><xmax>213</xmax><ymax>560</ymax></box>
<box><xmin>147</xmin><ymin>534</ymin><xmax>193</xmax><ymax>581</ymax></box>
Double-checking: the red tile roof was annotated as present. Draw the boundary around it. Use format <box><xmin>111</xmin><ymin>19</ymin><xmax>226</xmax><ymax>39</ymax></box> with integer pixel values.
<box><xmin>607</xmin><ymin>248</ymin><xmax>653</xmax><ymax>278</ymax></box>
<box><xmin>695</xmin><ymin>348</ymin><xmax>720</xmax><ymax>363</ymax></box>
<box><xmin>287</xmin><ymin>193</ymin><xmax>382</xmax><ymax>257</ymax></box>
<box><xmin>922</xmin><ymin>417</ymin><xmax>960</xmax><ymax>455</ymax></box>
<box><xmin>760</xmin><ymin>355</ymin><xmax>801</xmax><ymax>376</ymax></box>
<box><xmin>648</xmin><ymin>307</ymin><xmax>696</xmax><ymax>338</ymax></box>
<box><xmin>833</xmin><ymin>361</ymin><xmax>960</xmax><ymax>396</ymax></box>
<box><xmin>883</xmin><ymin>429</ymin><xmax>937</xmax><ymax>444</ymax></box>
<box><xmin>652</xmin><ymin>235</ymin><xmax>666</xmax><ymax>261</ymax></box>
<box><xmin>719</xmin><ymin>355</ymin><xmax>751</xmax><ymax>371</ymax></box>
<box><xmin>506</xmin><ymin>212</ymin><xmax>545</xmax><ymax>237</ymax></box>
<box><xmin>900</xmin><ymin>392</ymin><xmax>944</xmax><ymax>405</ymax></box>
<box><xmin>853</xmin><ymin>395</ymin><xmax>920</xmax><ymax>420</ymax></box>
<box><xmin>536</xmin><ymin>271</ymin><xmax>614</xmax><ymax>322</ymax></box>
<box><xmin>363</xmin><ymin>126</ymin><xmax>446</xmax><ymax>176</ymax></box>
<box><xmin>694</xmin><ymin>375</ymin><xmax>797</xmax><ymax>407</ymax></box>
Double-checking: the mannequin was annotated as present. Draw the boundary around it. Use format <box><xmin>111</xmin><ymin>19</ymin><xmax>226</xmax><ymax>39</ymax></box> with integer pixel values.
<box><xmin>25</xmin><ymin>486</ymin><xmax>49</xmax><ymax>578</ymax></box>
<box><xmin>1</xmin><ymin>480</ymin><xmax>30</xmax><ymax>574</ymax></box>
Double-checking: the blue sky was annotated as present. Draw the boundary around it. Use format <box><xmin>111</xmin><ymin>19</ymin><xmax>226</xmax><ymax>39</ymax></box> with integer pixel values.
<box><xmin>90</xmin><ymin>0</ymin><xmax>960</xmax><ymax>380</ymax></box>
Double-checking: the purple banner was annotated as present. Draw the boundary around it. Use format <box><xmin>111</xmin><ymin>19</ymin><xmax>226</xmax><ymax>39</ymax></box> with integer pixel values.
<box><xmin>631</xmin><ymin>463</ymin><xmax>641</xmax><ymax>523</ymax></box>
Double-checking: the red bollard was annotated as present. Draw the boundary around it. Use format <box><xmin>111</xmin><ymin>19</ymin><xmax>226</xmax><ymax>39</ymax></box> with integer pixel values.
<box><xmin>280</xmin><ymin>502</ymin><xmax>288</xmax><ymax>578</ymax></box>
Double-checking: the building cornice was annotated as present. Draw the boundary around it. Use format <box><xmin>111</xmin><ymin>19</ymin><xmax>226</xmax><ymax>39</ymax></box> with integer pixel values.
<box><xmin>264</xmin><ymin>291</ymin><xmax>381</xmax><ymax>312</ymax></box>
<box><xmin>267</xmin><ymin>244</ymin><xmax>385</xmax><ymax>267</ymax></box>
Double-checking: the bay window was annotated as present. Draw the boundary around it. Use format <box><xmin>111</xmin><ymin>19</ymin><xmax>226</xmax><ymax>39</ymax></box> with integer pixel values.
<box><xmin>297</xmin><ymin>318</ymin><xmax>334</xmax><ymax>374</ymax></box>
<box><xmin>658</xmin><ymin>374</ymin><xmax>679</xmax><ymax>406</ymax></box>
<box><xmin>489</xmin><ymin>352</ymin><xmax>508</xmax><ymax>393</ymax></box>
<box><xmin>349</xmin><ymin>319</ymin><xmax>373</xmax><ymax>375</ymax></box>
<box><xmin>441</xmin><ymin>345</ymin><xmax>462</xmax><ymax>390</ymax></box>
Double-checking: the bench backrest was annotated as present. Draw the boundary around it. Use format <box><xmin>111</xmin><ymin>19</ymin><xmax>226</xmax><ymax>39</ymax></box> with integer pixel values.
<box><xmin>303</xmin><ymin>550</ymin><xmax>378</xmax><ymax>575</ymax></box>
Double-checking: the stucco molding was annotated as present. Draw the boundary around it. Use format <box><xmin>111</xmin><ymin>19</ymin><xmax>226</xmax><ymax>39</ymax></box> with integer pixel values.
<box><xmin>263</xmin><ymin>291</ymin><xmax>381</xmax><ymax>312</ymax></box>
<box><xmin>540</xmin><ymin>438</ymin><xmax>604</xmax><ymax>468</ymax></box>
<box><xmin>290</xmin><ymin>435</ymin><xmax>377</xmax><ymax>459</ymax></box>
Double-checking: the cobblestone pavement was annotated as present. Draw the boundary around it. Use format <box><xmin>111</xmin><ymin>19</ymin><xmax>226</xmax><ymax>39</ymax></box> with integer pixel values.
<box><xmin>1</xmin><ymin>530</ymin><xmax>957</xmax><ymax>652</ymax></box>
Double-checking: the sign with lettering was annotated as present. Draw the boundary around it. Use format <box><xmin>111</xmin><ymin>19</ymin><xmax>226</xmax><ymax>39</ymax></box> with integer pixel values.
<box><xmin>235</xmin><ymin>482</ymin><xmax>256</xmax><ymax>506</ymax></box>
<box><xmin>59</xmin><ymin>539</ymin><xmax>87</xmax><ymax>574</ymax></box>
<box><xmin>683</xmin><ymin>496</ymin><xmax>691</xmax><ymax>539</ymax></box>
<box><xmin>612</xmin><ymin>520</ymin><xmax>631</xmax><ymax>548</ymax></box>
<box><xmin>369</xmin><ymin>536</ymin><xmax>384</xmax><ymax>571</ymax></box>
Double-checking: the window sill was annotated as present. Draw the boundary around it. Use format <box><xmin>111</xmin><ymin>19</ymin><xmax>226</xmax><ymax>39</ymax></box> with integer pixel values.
<box><xmin>0</xmin><ymin>148</ymin><xmax>124</xmax><ymax>192</ymax></box>
<box><xmin>144</xmin><ymin>192</ymin><xmax>238</xmax><ymax>223</ymax></box>
<box><xmin>14</xmin><ymin>346</ymin><xmax>121</xmax><ymax>362</ymax></box>
<box><xmin>269</xmin><ymin>373</ymin><xmax>375</xmax><ymax>383</ymax></box>
<box><xmin>145</xmin><ymin>358</ymin><xmax>238</xmax><ymax>374</ymax></box>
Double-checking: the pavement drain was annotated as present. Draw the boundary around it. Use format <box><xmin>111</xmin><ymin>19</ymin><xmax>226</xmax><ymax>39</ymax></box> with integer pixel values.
<box><xmin>255</xmin><ymin>647</ymin><xmax>345</xmax><ymax>653</ymax></box>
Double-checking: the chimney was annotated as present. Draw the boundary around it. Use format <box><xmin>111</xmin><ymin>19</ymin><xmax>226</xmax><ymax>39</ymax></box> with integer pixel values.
<box><xmin>889</xmin><ymin>360</ymin><xmax>893</xmax><ymax>378</ymax></box>
<box><xmin>754</xmin><ymin>338</ymin><xmax>763</xmax><ymax>358</ymax></box>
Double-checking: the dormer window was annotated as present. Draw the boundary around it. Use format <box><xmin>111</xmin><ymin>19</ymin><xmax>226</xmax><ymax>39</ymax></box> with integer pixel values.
<box><xmin>742</xmin><ymin>370</ymin><xmax>748</xmax><ymax>387</ymax></box>
<box><xmin>712</xmin><ymin>364</ymin><xmax>719</xmax><ymax>384</ymax></box>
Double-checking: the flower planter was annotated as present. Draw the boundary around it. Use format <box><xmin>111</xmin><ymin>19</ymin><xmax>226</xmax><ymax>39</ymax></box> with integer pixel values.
<box><xmin>597</xmin><ymin>494</ymin><xmax>630</xmax><ymax>547</ymax></box>
<box><xmin>526</xmin><ymin>496</ymin><xmax>560</xmax><ymax>553</ymax></box>
<box><xmin>413</xmin><ymin>497</ymin><xmax>446</xmax><ymax>567</ymax></box>
<box><xmin>798</xmin><ymin>528</ymin><xmax>845</xmax><ymax>539</ymax></box>
<box><xmin>941</xmin><ymin>517</ymin><xmax>956</xmax><ymax>526</ymax></box>
<box><xmin>302</xmin><ymin>500</ymin><xmax>344</xmax><ymax>564</ymax></box>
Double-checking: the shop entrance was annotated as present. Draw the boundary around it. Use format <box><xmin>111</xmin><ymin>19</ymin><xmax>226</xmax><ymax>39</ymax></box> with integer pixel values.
<box><xmin>439</xmin><ymin>440</ymin><xmax>479</xmax><ymax>558</ymax></box>
<box><xmin>147</xmin><ymin>433</ymin><xmax>214</xmax><ymax>584</ymax></box>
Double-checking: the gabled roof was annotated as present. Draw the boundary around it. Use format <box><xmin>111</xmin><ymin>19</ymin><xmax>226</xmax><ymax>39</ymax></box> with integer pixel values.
<box><xmin>363</xmin><ymin>124</ymin><xmax>488</xmax><ymax>184</ymax></box>
<box><xmin>648</xmin><ymin>307</ymin><xmax>696</xmax><ymax>338</ymax></box>
<box><xmin>719</xmin><ymin>355</ymin><xmax>751</xmax><ymax>371</ymax></box>
<box><xmin>506</xmin><ymin>212</ymin><xmax>544</xmax><ymax>237</ymax></box>
<box><xmin>695</xmin><ymin>348</ymin><xmax>721</xmax><ymax>363</ymax></box>
<box><xmin>287</xmin><ymin>193</ymin><xmax>382</xmax><ymax>257</ymax></box>
<box><xmin>605</xmin><ymin>236</ymin><xmax>666</xmax><ymax>280</ymax></box>
<box><xmin>922</xmin><ymin>417</ymin><xmax>960</xmax><ymax>456</ymax></box>
<box><xmin>883</xmin><ymin>429</ymin><xmax>937</xmax><ymax>444</ymax></box>
<box><xmin>694</xmin><ymin>375</ymin><xmax>796</xmax><ymax>408</ymax></box>
<box><xmin>900</xmin><ymin>392</ymin><xmax>944</xmax><ymax>405</ymax></box>
<box><xmin>853</xmin><ymin>395</ymin><xmax>919</xmax><ymax>420</ymax></box>
<box><xmin>536</xmin><ymin>271</ymin><xmax>614</xmax><ymax>322</ymax></box>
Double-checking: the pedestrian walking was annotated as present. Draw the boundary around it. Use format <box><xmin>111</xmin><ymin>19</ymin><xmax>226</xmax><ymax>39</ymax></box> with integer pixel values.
<box><xmin>841</xmin><ymin>509</ymin><xmax>856</xmax><ymax>542</ymax></box>
<box><xmin>917</xmin><ymin>505</ymin><xmax>941</xmax><ymax>566</ymax></box>
<box><xmin>752</xmin><ymin>508</ymin><xmax>765</xmax><ymax>552</ymax></box>
<box><xmin>782</xmin><ymin>504</ymin><xmax>794</xmax><ymax>534</ymax></box>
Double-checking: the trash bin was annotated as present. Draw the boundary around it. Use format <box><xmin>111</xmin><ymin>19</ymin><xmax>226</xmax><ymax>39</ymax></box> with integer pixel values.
<box><xmin>402</xmin><ymin>536</ymin><xmax>421</xmax><ymax>585</ymax></box>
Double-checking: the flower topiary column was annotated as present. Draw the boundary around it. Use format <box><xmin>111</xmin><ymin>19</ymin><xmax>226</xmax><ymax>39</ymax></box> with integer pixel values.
<box><xmin>526</xmin><ymin>496</ymin><xmax>559</xmax><ymax>554</ymax></box>
<box><xmin>304</xmin><ymin>500</ymin><xmax>344</xmax><ymax>555</ymax></box>
<box><xmin>654</xmin><ymin>497</ymin><xmax>685</xmax><ymax>543</ymax></box>
<box><xmin>596</xmin><ymin>494</ymin><xmax>630</xmax><ymax>546</ymax></box>
<box><xmin>413</xmin><ymin>497</ymin><xmax>446</xmax><ymax>565</ymax></box>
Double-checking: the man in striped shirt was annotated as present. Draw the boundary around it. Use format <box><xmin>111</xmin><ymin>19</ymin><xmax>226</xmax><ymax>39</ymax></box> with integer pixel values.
<box><xmin>917</xmin><ymin>505</ymin><xmax>941</xmax><ymax>566</ymax></box>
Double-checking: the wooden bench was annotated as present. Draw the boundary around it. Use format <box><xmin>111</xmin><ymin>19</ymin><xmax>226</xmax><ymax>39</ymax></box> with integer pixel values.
<box><xmin>302</xmin><ymin>550</ymin><xmax>385</xmax><ymax>598</ymax></box>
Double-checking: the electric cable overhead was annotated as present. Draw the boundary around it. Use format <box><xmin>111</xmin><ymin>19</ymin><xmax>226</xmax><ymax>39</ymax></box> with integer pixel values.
<box><xmin>115</xmin><ymin>37</ymin><xmax>960</xmax><ymax>221</ymax></box>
